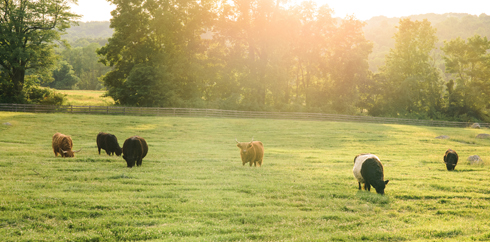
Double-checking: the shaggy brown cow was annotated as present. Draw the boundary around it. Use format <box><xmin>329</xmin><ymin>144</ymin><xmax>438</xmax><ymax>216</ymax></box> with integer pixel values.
<box><xmin>97</xmin><ymin>132</ymin><xmax>122</xmax><ymax>156</ymax></box>
<box><xmin>52</xmin><ymin>132</ymin><xmax>81</xmax><ymax>157</ymax></box>
<box><xmin>236</xmin><ymin>137</ymin><xmax>264</xmax><ymax>167</ymax></box>
<box><xmin>444</xmin><ymin>149</ymin><xmax>458</xmax><ymax>171</ymax></box>
<box><xmin>122</xmin><ymin>136</ymin><xmax>148</xmax><ymax>168</ymax></box>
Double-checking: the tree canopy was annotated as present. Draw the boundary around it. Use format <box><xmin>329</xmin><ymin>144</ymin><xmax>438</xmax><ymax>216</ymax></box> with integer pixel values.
<box><xmin>0</xmin><ymin>0</ymin><xmax>80</xmax><ymax>103</ymax></box>
<box><xmin>98</xmin><ymin>0</ymin><xmax>372</xmax><ymax>112</ymax></box>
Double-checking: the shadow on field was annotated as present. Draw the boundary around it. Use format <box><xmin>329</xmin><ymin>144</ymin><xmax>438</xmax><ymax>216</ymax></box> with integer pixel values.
<box><xmin>446</xmin><ymin>168</ymin><xmax>480</xmax><ymax>172</ymax></box>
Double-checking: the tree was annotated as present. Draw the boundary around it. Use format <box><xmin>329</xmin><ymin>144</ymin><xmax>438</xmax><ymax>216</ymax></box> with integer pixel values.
<box><xmin>441</xmin><ymin>35</ymin><xmax>490</xmax><ymax>121</ymax></box>
<box><xmin>48</xmin><ymin>61</ymin><xmax>80</xmax><ymax>89</ymax></box>
<box><xmin>0</xmin><ymin>0</ymin><xmax>79</xmax><ymax>103</ymax></box>
<box><xmin>59</xmin><ymin>41</ymin><xmax>111</xmax><ymax>90</ymax></box>
<box><xmin>371</xmin><ymin>18</ymin><xmax>442</xmax><ymax>118</ymax></box>
<box><xmin>98</xmin><ymin>0</ymin><xmax>216</xmax><ymax>107</ymax></box>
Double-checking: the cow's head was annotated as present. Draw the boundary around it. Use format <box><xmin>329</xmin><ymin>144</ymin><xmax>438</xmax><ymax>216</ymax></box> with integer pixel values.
<box><xmin>236</xmin><ymin>137</ymin><xmax>254</xmax><ymax>154</ymax></box>
<box><xmin>374</xmin><ymin>180</ymin><xmax>389</xmax><ymax>195</ymax></box>
<box><xmin>123</xmin><ymin>154</ymin><xmax>137</xmax><ymax>168</ymax></box>
<box><xmin>60</xmin><ymin>148</ymin><xmax>82</xmax><ymax>157</ymax></box>
<box><xmin>115</xmin><ymin>147</ymin><xmax>123</xmax><ymax>156</ymax></box>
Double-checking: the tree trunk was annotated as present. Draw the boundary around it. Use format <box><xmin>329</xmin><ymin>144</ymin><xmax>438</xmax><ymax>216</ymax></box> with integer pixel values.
<box><xmin>11</xmin><ymin>67</ymin><xmax>26</xmax><ymax>103</ymax></box>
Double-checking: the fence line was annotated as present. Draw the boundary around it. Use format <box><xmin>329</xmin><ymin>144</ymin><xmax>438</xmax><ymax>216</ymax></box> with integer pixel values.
<box><xmin>0</xmin><ymin>103</ymin><xmax>486</xmax><ymax>128</ymax></box>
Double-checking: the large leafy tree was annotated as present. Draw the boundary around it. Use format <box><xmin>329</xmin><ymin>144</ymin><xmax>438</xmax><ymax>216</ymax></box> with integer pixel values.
<box><xmin>0</xmin><ymin>0</ymin><xmax>79</xmax><ymax>103</ymax></box>
<box><xmin>370</xmin><ymin>18</ymin><xmax>442</xmax><ymax>117</ymax></box>
<box><xmin>98</xmin><ymin>0</ymin><xmax>216</xmax><ymax>107</ymax></box>
<box><xmin>441</xmin><ymin>35</ymin><xmax>490</xmax><ymax>121</ymax></box>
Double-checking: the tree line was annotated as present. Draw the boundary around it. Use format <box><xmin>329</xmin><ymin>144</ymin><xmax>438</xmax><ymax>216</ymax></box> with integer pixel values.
<box><xmin>1</xmin><ymin>0</ymin><xmax>489</xmax><ymax>122</ymax></box>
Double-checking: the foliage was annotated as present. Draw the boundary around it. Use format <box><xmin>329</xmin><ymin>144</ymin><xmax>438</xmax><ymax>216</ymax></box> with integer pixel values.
<box><xmin>364</xmin><ymin>13</ymin><xmax>490</xmax><ymax>72</ymax></box>
<box><xmin>57</xmin><ymin>41</ymin><xmax>111</xmax><ymax>90</ymax></box>
<box><xmin>98</xmin><ymin>0</ymin><xmax>216</xmax><ymax>107</ymax></box>
<box><xmin>0</xmin><ymin>0</ymin><xmax>80</xmax><ymax>103</ymax></box>
<box><xmin>98</xmin><ymin>0</ymin><xmax>372</xmax><ymax>112</ymax></box>
<box><xmin>23</xmin><ymin>85</ymin><xmax>66</xmax><ymax>105</ymax></box>
<box><xmin>441</xmin><ymin>35</ymin><xmax>490</xmax><ymax>122</ymax></box>
<box><xmin>46</xmin><ymin>61</ymin><xmax>80</xmax><ymax>90</ymax></box>
<box><xmin>368</xmin><ymin>18</ymin><xmax>442</xmax><ymax>118</ymax></box>
<box><xmin>1</xmin><ymin>112</ymin><xmax>490</xmax><ymax>240</ymax></box>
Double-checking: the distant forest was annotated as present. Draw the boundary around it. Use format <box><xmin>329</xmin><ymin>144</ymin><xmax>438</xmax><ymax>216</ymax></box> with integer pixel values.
<box><xmin>43</xmin><ymin>10</ymin><xmax>490</xmax><ymax>122</ymax></box>
<box><xmin>57</xmin><ymin>13</ymin><xmax>490</xmax><ymax>79</ymax></box>
<box><xmin>365</xmin><ymin>13</ymin><xmax>490</xmax><ymax>72</ymax></box>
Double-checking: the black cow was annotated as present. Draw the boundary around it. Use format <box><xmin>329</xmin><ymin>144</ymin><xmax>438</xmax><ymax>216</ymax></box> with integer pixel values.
<box><xmin>444</xmin><ymin>149</ymin><xmax>458</xmax><ymax>171</ymax></box>
<box><xmin>97</xmin><ymin>132</ymin><xmax>122</xmax><ymax>156</ymax></box>
<box><xmin>122</xmin><ymin>136</ymin><xmax>148</xmax><ymax>168</ymax></box>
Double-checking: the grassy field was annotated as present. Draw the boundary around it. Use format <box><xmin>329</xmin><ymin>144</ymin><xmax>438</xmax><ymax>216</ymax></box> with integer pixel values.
<box><xmin>57</xmin><ymin>90</ymin><xmax>115</xmax><ymax>106</ymax></box>
<box><xmin>1</xmin><ymin>111</ymin><xmax>490</xmax><ymax>241</ymax></box>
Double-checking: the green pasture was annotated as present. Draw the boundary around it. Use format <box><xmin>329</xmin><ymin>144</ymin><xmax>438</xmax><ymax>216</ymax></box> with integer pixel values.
<box><xmin>57</xmin><ymin>90</ymin><xmax>115</xmax><ymax>106</ymax></box>
<box><xmin>1</xmin><ymin>111</ymin><xmax>490</xmax><ymax>241</ymax></box>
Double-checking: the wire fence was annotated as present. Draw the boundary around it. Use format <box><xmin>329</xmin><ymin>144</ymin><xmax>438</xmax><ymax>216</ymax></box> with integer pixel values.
<box><xmin>0</xmin><ymin>103</ymin><xmax>487</xmax><ymax>128</ymax></box>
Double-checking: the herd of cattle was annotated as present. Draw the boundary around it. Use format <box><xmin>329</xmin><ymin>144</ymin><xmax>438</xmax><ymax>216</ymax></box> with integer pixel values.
<box><xmin>52</xmin><ymin>132</ymin><xmax>461</xmax><ymax>195</ymax></box>
<box><xmin>52</xmin><ymin>132</ymin><xmax>148</xmax><ymax>168</ymax></box>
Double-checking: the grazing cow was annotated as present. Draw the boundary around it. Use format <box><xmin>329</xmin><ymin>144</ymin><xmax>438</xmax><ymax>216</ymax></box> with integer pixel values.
<box><xmin>444</xmin><ymin>149</ymin><xmax>458</xmax><ymax>171</ymax></box>
<box><xmin>236</xmin><ymin>138</ymin><xmax>264</xmax><ymax>167</ymax></box>
<box><xmin>122</xmin><ymin>136</ymin><xmax>148</xmax><ymax>168</ymax></box>
<box><xmin>353</xmin><ymin>154</ymin><xmax>389</xmax><ymax>195</ymax></box>
<box><xmin>52</xmin><ymin>132</ymin><xmax>81</xmax><ymax>157</ymax></box>
<box><xmin>96</xmin><ymin>132</ymin><xmax>122</xmax><ymax>156</ymax></box>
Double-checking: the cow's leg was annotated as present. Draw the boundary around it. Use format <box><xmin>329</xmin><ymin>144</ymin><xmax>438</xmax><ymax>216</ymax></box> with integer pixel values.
<box><xmin>358</xmin><ymin>182</ymin><xmax>362</xmax><ymax>190</ymax></box>
<box><xmin>98</xmin><ymin>147</ymin><xmax>101</xmax><ymax>155</ymax></box>
<box><xmin>365</xmin><ymin>183</ymin><xmax>371</xmax><ymax>191</ymax></box>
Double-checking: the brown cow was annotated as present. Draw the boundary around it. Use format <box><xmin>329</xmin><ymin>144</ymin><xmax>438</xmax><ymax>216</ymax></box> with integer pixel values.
<box><xmin>236</xmin><ymin>137</ymin><xmax>264</xmax><ymax>167</ymax></box>
<box><xmin>52</xmin><ymin>132</ymin><xmax>81</xmax><ymax>157</ymax></box>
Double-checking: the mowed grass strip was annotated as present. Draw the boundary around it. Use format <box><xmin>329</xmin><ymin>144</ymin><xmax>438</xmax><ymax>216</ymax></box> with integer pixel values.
<box><xmin>1</xmin><ymin>112</ymin><xmax>490</xmax><ymax>241</ymax></box>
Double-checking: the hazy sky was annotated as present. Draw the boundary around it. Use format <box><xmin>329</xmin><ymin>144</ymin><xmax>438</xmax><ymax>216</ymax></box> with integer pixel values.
<box><xmin>70</xmin><ymin>0</ymin><xmax>490</xmax><ymax>22</ymax></box>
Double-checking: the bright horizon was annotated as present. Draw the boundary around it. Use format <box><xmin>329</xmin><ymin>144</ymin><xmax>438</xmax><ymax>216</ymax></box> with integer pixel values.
<box><xmin>70</xmin><ymin>0</ymin><xmax>490</xmax><ymax>22</ymax></box>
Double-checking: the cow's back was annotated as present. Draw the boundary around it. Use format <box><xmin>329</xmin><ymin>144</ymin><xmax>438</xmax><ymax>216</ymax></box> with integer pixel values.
<box><xmin>139</xmin><ymin>137</ymin><xmax>148</xmax><ymax>159</ymax></box>
<box><xmin>123</xmin><ymin>136</ymin><xmax>146</xmax><ymax>155</ymax></box>
<box><xmin>52</xmin><ymin>133</ymin><xmax>62</xmax><ymax>150</ymax></box>
<box><xmin>96</xmin><ymin>132</ymin><xmax>107</xmax><ymax>148</ymax></box>
<box><xmin>353</xmin><ymin>154</ymin><xmax>379</xmax><ymax>183</ymax></box>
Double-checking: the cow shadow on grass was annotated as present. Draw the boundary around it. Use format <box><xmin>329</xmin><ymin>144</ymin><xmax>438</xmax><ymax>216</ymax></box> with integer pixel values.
<box><xmin>355</xmin><ymin>190</ymin><xmax>391</xmax><ymax>205</ymax></box>
<box><xmin>446</xmin><ymin>168</ymin><xmax>481</xmax><ymax>172</ymax></box>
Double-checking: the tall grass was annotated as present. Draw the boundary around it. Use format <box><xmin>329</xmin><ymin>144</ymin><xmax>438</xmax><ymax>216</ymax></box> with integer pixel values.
<box><xmin>1</xmin><ymin>112</ymin><xmax>490</xmax><ymax>241</ymax></box>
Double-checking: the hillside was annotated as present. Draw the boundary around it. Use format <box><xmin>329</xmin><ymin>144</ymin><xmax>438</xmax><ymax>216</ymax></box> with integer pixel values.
<box><xmin>63</xmin><ymin>21</ymin><xmax>114</xmax><ymax>42</ymax></box>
